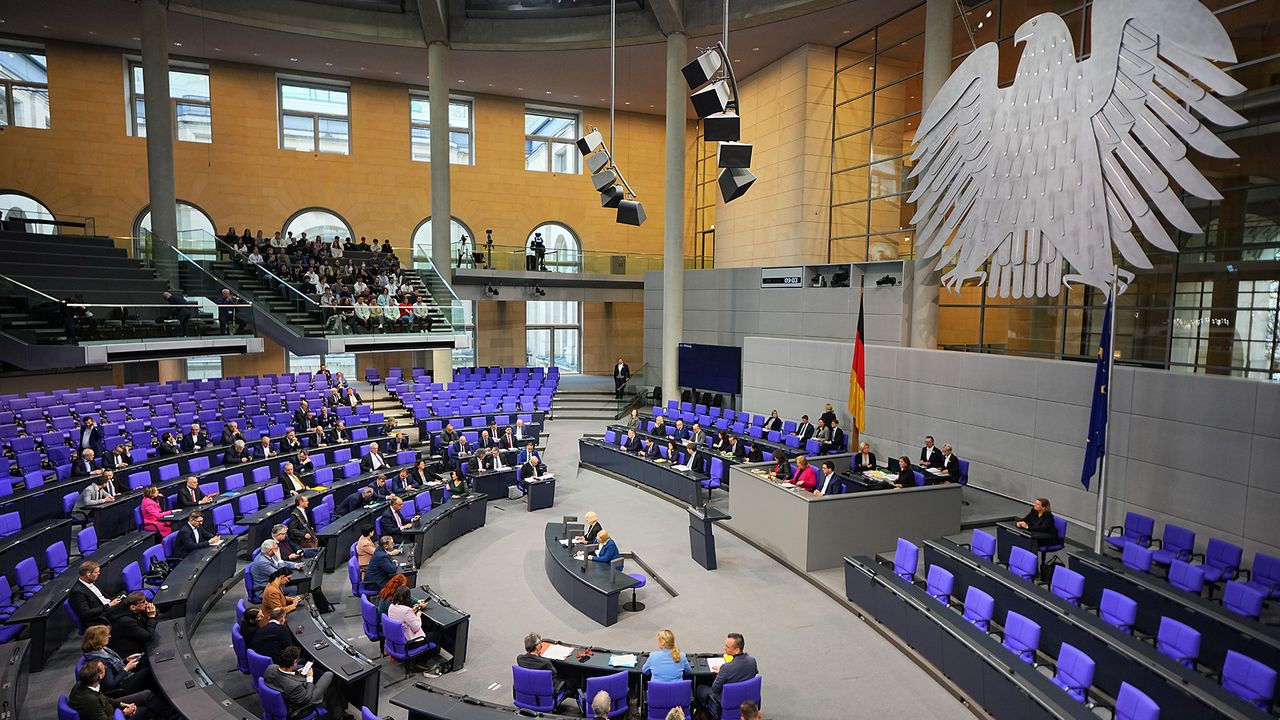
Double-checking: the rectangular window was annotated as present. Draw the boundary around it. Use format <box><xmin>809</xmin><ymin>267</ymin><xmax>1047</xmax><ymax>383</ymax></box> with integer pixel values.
<box><xmin>410</xmin><ymin>94</ymin><xmax>473</xmax><ymax>164</ymax></box>
<box><xmin>128</xmin><ymin>61</ymin><xmax>211</xmax><ymax>143</ymax></box>
<box><xmin>0</xmin><ymin>46</ymin><xmax>50</xmax><ymax>129</ymax></box>
<box><xmin>278</xmin><ymin>79</ymin><xmax>350</xmax><ymax>154</ymax></box>
<box><xmin>524</xmin><ymin>108</ymin><xmax>580</xmax><ymax>173</ymax></box>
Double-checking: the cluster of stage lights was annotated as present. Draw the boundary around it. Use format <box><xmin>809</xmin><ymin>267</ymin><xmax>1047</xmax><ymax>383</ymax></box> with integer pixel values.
<box><xmin>683</xmin><ymin>42</ymin><xmax>755</xmax><ymax>202</ymax></box>
<box><xmin>576</xmin><ymin>128</ymin><xmax>647</xmax><ymax>226</ymax></box>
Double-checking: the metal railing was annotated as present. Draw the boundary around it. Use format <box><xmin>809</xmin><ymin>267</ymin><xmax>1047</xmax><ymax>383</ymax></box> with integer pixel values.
<box><xmin>425</xmin><ymin>243</ymin><xmax>698</xmax><ymax>275</ymax></box>
<box><xmin>0</xmin><ymin>209</ymin><xmax>96</xmax><ymax>236</ymax></box>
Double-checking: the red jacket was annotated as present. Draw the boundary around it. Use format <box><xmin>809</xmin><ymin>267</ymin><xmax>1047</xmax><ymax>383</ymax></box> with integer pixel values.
<box><xmin>792</xmin><ymin>466</ymin><xmax>817</xmax><ymax>491</ymax></box>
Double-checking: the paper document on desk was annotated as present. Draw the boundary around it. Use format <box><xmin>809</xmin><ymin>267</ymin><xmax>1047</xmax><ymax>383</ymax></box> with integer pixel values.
<box><xmin>707</xmin><ymin>658</ymin><xmax>725</xmax><ymax>673</ymax></box>
<box><xmin>541</xmin><ymin>472</ymin><xmax>555</xmax><ymax>479</ymax></box>
<box><xmin>672</xmin><ymin>464</ymin><xmax>691</xmax><ymax>472</ymax></box>
<box><xmin>541</xmin><ymin>644</ymin><xmax>575</xmax><ymax>661</ymax></box>
<box><xmin>609</xmin><ymin>654</ymin><xmax>639</xmax><ymax>668</ymax></box>
<box><xmin>558</xmin><ymin>539</ymin><xmax>570</xmax><ymax>548</ymax></box>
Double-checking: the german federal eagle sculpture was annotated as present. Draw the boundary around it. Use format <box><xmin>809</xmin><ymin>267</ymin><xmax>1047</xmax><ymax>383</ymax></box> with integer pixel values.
<box><xmin>908</xmin><ymin>0</ymin><xmax>1245</xmax><ymax>298</ymax></box>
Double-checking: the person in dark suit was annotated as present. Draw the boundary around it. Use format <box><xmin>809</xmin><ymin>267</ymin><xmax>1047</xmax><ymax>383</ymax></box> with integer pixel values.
<box><xmin>853</xmin><ymin>443</ymin><xmax>877</xmax><ymax>473</ymax></box>
<box><xmin>280</xmin><ymin>430</ymin><xmax>303</xmax><ymax>454</ymax></box>
<box><xmin>179</xmin><ymin>422</ymin><xmax>210</xmax><ymax>452</ymax></box>
<box><xmin>155</xmin><ymin>432</ymin><xmax>180</xmax><ymax>457</ymax></box>
<box><xmin>478</xmin><ymin>447</ymin><xmax>504</xmax><ymax>472</ymax></box>
<box><xmin>438</xmin><ymin>423</ymin><xmax>460</xmax><ymax>451</ymax></box>
<box><xmin>768</xmin><ymin>450</ymin><xmax>792</xmax><ymax>482</ymax></box>
<box><xmin>1016</xmin><ymin>497</ymin><xmax>1059</xmax><ymax>544</ymax></box>
<box><xmin>78</xmin><ymin>417</ymin><xmax>105</xmax><ymax>457</ymax></box>
<box><xmin>291</xmin><ymin>401</ymin><xmax>312</xmax><ymax>431</ymax></box>
<box><xmin>939</xmin><ymin>444</ymin><xmax>962</xmax><ymax>484</ymax></box>
<box><xmin>696</xmin><ymin>633</ymin><xmax>759</xmax><ymax>719</ymax></box>
<box><xmin>622</xmin><ymin>429</ymin><xmax>642</xmax><ymax>453</ymax></box>
<box><xmin>392</xmin><ymin>431</ymin><xmax>413</xmax><ymax>452</ymax></box>
<box><xmin>641</xmin><ymin>437</ymin><xmax>661</xmax><ymax>459</ymax></box>
<box><xmin>389</xmin><ymin>467</ymin><xmax>415</xmax><ymax>493</ymax></box>
<box><xmin>325</xmin><ymin>388</ymin><xmax>342</xmax><ymax>409</ymax></box>
<box><xmin>763</xmin><ymin>410</ymin><xmax>783</xmax><ymax>432</ymax></box>
<box><xmin>68</xmin><ymin>561</ymin><xmax>121</xmax><ymax>628</ymax></box>
<box><xmin>170</xmin><ymin>511</ymin><xmax>222</xmax><ymax>562</ymax></box>
<box><xmin>478</xmin><ymin>430</ymin><xmax>497</xmax><ymax>450</ymax></box>
<box><xmin>224</xmin><ymin>439</ymin><xmax>252</xmax><ymax>465</ymax></box>
<box><xmin>517</xmin><ymin>632</ymin><xmax>570</xmax><ymax>695</ymax></box>
<box><xmin>826</xmin><ymin>419</ymin><xmax>846</xmax><ymax>453</ymax></box>
<box><xmin>342</xmin><ymin>387</ymin><xmax>363</xmax><ymax>407</ymax></box>
<box><xmin>893</xmin><ymin>456</ymin><xmax>917</xmax><ymax>489</ymax></box>
<box><xmin>162</xmin><ymin>289</ymin><xmax>193</xmax><ymax>335</ymax></box>
<box><xmin>574</xmin><ymin>512</ymin><xmax>602</xmax><ymax>545</ymax></box>
<box><xmin>613</xmin><ymin>358</ymin><xmax>630</xmax><ymax>399</ymax></box>
<box><xmin>220</xmin><ymin>421</ymin><xmax>246</xmax><ymax>447</ymax></box>
<box><xmin>361</xmin><ymin>441</ymin><xmax>389</xmax><ymax>472</ymax></box>
<box><xmin>520</xmin><ymin>454</ymin><xmax>549</xmax><ymax>481</ymax></box>
<box><xmin>105</xmin><ymin>592</ymin><xmax>156</xmax><ymax>657</ymax></box>
<box><xmin>919</xmin><ymin>435</ymin><xmax>942</xmax><ymax>468</ymax></box>
<box><xmin>685</xmin><ymin>441</ymin><xmax>709</xmax><ymax>474</ymax></box>
<box><xmin>176</xmin><ymin>475</ymin><xmax>212</xmax><ymax>509</ymax></box>
<box><xmin>793</xmin><ymin>415</ymin><xmax>815</xmax><ymax>442</ymax></box>
<box><xmin>671</xmin><ymin>419</ymin><xmax>688</xmax><ymax>441</ymax></box>
<box><xmin>287</xmin><ymin>495</ymin><xmax>318</xmax><ymax>548</ymax></box>
<box><xmin>650</xmin><ymin>416</ymin><xmax>668</xmax><ymax>437</ymax></box>
<box><xmin>498</xmin><ymin>427</ymin><xmax>519</xmax><ymax>457</ymax></box>
<box><xmin>725</xmin><ymin>436</ymin><xmax>747</xmax><ymax>460</ymax></box>
<box><xmin>814</xmin><ymin>461</ymin><xmax>841</xmax><ymax>496</ymax></box>
<box><xmin>328</xmin><ymin>420</ymin><xmax>351</xmax><ymax>444</ymax></box>
<box><xmin>103</xmin><ymin>445</ymin><xmax>131</xmax><ymax>472</ymax></box>
<box><xmin>72</xmin><ymin>449</ymin><xmax>101</xmax><ymax>477</ymax></box>
<box><xmin>410</xmin><ymin>458</ymin><xmax>434</xmax><ymax>487</ymax></box>
<box><xmin>363</xmin><ymin>535</ymin><xmax>402</xmax><ymax>592</ymax></box>
<box><xmin>336</xmin><ymin>487</ymin><xmax>375</xmax><ymax>516</ymax></box>
<box><xmin>264</xmin><ymin>646</ymin><xmax>348</xmax><ymax>718</ymax></box>
<box><xmin>379</xmin><ymin>499</ymin><xmax>417</xmax><ymax>542</ymax></box>
<box><xmin>250</xmin><ymin>607</ymin><xmax>300</xmax><ymax>664</ymax></box>
<box><xmin>253</xmin><ymin>434</ymin><xmax>277</xmax><ymax>460</ymax></box>
<box><xmin>69</xmin><ymin>659</ymin><xmax>156</xmax><ymax>720</ymax></box>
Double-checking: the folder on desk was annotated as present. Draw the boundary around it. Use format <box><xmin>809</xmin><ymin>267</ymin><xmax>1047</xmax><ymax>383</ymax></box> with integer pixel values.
<box><xmin>707</xmin><ymin>657</ymin><xmax>725</xmax><ymax>672</ymax></box>
<box><xmin>609</xmin><ymin>654</ymin><xmax>638</xmax><ymax>668</ymax></box>
<box><xmin>541</xmin><ymin>644</ymin><xmax>575</xmax><ymax>661</ymax></box>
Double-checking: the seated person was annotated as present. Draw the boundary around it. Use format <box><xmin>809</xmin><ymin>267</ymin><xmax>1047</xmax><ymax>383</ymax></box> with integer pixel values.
<box><xmin>622</xmin><ymin>429</ymin><xmax>642</xmax><ymax>453</ymax></box>
<box><xmin>251</xmin><ymin>606</ymin><xmax>300</xmax><ymax>664</ymax></box>
<box><xmin>577</xmin><ymin>529</ymin><xmax>620</xmax><ymax>568</ymax></box>
<box><xmin>641</xmin><ymin>437</ymin><xmax>661</xmax><ymax>459</ymax></box>
<box><xmin>745</xmin><ymin>443</ymin><xmax>764</xmax><ymax>463</ymax></box>
<box><xmin>220</xmin><ymin>421</ymin><xmax>246</xmax><ymax>446</ymax></box>
<box><xmin>852</xmin><ymin>442</ymin><xmax>877</xmax><ymax>473</ymax></box>
<box><xmin>663</xmin><ymin>440</ymin><xmax>680</xmax><ymax>463</ymax></box>
<box><xmin>280</xmin><ymin>429</ymin><xmax>303</xmax><ymax>454</ymax></box>
<box><xmin>294</xmin><ymin>448</ymin><xmax>314</xmax><ymax>475</ymax></box>
<box><xmin>224</xmin><ymin>439</ymin><xmax>253</xmax><ymax>465</ymax></box>
<box><xmin>938</xmin><ymin>443</ymin><xmax>962</xmax><ymax>484</ymax></box>
<box><xmin>763</xmin><ymin>410</ymin><xmax>783</xmax><ymax>432</ymax></box>
<box><xmin>724</xmin><ymin>435</ymin><xmax>747</xmax><ymax>460</ymax></box>
<box><xmin>792</xmin><ymin>415</ymin><xmax>815</xmax><ymax>441</ymax></box>
<box><xmin>520</xmin><ymin>454</ymin><xmax>550</xmax><ymax>482</ymax></box>
<box><xmin>683</xmin><ymin>441</ymin><xmax>708</xmax><ymax>474</ymax></box>
<box><xmin>573</xmin><ymin>512</ymin><xmax>602</xmax><ymax>544</ymax></box>
<box><xmin>446</xmin><ymin>468</ymin><xmax>471</xmax><ymax>498</ymax></box>
<box><xmin>170</xmin><ymin>511</ymin><xmax>222</xmax><ymax>562</ymax></box>
<box><xmin>363</xmin><ymin>536</ymin><xmax>402</xmax><ymax>593</ymax></box>
<box><xmin>385</xmin><ymin>586</ymin><xmax>442</xmax><ymax>671</ymax></box>
<box><xmin>379</xmin><ymin>497</ymin><xmax>419</xmax><ymax>540</ymax></box>
<box><xmin>767</xmin><ymin>450</ymin><xmax>791</xmax><ymax>482</ymax></box>
<box><xmin>825</xmin><ymin>418</ymin><xmax>846</xmax><ymax>453</ymax></box>
<box><xmin>642</xmin><ymin>629</ymin><xmax>692</xmax><ymax>682</ymax></box>
<box><xmin>253</xmin><ymin>433</ymin><xmax>278</xmax><ymax>459</ymax></box>
<box><xmin>814</xmin><ymin>461</ymin><xmax>841</xmax><ymax>496</ymax></box>
<box><xmin>479</xmin><ymin>446</ymin><xmax>506</xmax><ymax>472</ymax></box>
<box><xmin>517</xmin><ymin>632</ymin><xmax>568</xmax><ymax>694</ymax></box>
<box><xmin>696</xmin><ymin>634</ymin><xmax>758</xmax><ymax>720</ymax></box>
<box><xmin>893</xmin><ymin>456</ymin><xmax>916</xmax><ymax>488</ymax></box>
<box><xmin>788</xmin><ymin>455</ymin><xmax>817</xmax><ymax>491</ymax></box>
<box><xmin>264</xmin><ymin>646</ymin><xmax>348</xmax><ymax>719</ymax></box>
<box><xmin>176</xmin><ymin>475</ymin><xmax>213</xmax><ymax>509</ymax></box>
<box><xmin>69</xmin><ymin>658</ymin><xmax>161</xmax><ymax>720</ymax></box>
<box><xmin>81</xmin><ymin>624</ymin><xmax>151</xmax><ymax>697</ymax></box>
<box><xmin>517</xmin><ymin>442</ymin><xmax>540</xmax><ymax>465</ymax></box>
<box><xmin>1016</xmin><ymin>497</ymin><xmax>1059</xmax><ymax>544</ymax></box>
<box><xmin>370</xmin><ymin>474</ymin><xmax>393</xmax><ymax>500</ymax></box>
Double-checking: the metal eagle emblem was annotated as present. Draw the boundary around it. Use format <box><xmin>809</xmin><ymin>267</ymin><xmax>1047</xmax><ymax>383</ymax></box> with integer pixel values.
<box><xmin>908</xmin><ymin>0</ymin><xmax>1246</xmax><ymax>298</ymax></box>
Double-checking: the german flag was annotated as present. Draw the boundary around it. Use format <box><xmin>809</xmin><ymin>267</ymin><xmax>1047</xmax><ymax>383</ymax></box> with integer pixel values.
<box><xmin>849</xmin><ymin>287</ymin><xmax>866</xmax><ymax>432</ymax></box>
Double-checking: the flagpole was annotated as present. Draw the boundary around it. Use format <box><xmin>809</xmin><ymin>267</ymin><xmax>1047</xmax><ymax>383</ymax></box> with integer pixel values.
<box><xmin>1092</xmin><ymin>276</ymin><xmax>1119</xmax><ymax>554</ymax></box>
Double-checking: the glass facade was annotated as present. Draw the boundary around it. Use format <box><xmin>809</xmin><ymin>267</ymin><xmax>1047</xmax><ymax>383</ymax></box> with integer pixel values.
<box><xmin>284</xmin><ymin>208</ymin><xmax>352</xmax><ymax>242</ymax></box>
<box><xmin>278</xmin><ymin>80</ymin><xmax>350</xmax><ymax>154</ymax></box>
<box><xmin>0</xmin><ymin>191</ymin><xmax>55</xmax><ymax>234</ymax></box>
<box><xmin>832</xmin><ymin>0</ymin><xmax>1280</xmax><ymax>379</ymax></box>
<box><xmin>0</xmin><ymin>46</ymin><xmax>49</xmax><ymax>129</ymax></box>
<box><xmin>524</xmin><ymin>109</ymin><xmax>580</xmax><ymax>173</ymax></box>
<box><xmin>527</xmin><ymin>222</ymin><xmax>581</xmax><ymax>273</ymax></box>
<box><xmin>526</xmin><ymin>300</ymin><xmax>580</xmax><ymax>372</ymax></box>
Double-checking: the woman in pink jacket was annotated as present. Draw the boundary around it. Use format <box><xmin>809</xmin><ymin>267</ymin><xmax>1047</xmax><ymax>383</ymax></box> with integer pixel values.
<box><xmin>140</xmin><ymin>485</ymin><xmax>172</xmax><ymax>537</ymax></box>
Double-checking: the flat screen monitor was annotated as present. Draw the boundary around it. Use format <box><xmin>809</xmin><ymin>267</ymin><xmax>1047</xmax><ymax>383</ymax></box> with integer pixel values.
<box><xmin>677</xmin><ymin>343</ymin><xmax>742</xmax><ymax>395</ymax></box>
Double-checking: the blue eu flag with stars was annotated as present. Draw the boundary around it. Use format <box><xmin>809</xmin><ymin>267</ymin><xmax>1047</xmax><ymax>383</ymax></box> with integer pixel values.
<box><xmin>1081</xmin><ymin>296</ymin><xmax>1114</xmax><ymax>490</ymax></box>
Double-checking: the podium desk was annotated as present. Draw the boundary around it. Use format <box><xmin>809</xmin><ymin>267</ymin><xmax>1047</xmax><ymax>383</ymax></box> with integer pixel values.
<box><xmin>526</xmin><ymin>476</ymin><xmax>555</xmax><ymax>511</ymax></box>
<box><xmin>729</xmin><ymin>457</ymin><xmax>961</xmax><ymax>572</ymax></box>
<box><xmin>543</xmin><ymin>523</ymin><xmax>639</xmax><ymax>626</ymax></box>
<box><xmin>689</xmin><ymin>507</ymin><xmax>730</xmax><ymax>570</ymax></box>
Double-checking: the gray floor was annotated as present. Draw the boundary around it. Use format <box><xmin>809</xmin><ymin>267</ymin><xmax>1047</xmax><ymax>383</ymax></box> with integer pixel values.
<box><xmin>25</xmin><ymin>415</ymin><xmax>977</xmax><ymax>720</ymax></box>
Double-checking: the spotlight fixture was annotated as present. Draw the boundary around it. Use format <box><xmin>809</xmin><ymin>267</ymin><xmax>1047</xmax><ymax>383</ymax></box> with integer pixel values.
<box><xmin>533</xmin><ymin>284</ymin><xmax>546</xmax><ymax>297</ymax></box>
<box><xmin>684</xmin><ymin>36</ymin><xmax>755</xmax><ymax>203</ymax></box>
<box><xmin>485</xmin><ymin>285</ymin><xmax>500</xmax><ymax>296</ymax></box>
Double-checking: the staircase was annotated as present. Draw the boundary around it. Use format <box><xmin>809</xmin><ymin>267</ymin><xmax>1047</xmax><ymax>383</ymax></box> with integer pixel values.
<box><xmin>212</xmin><ymin>261</ymin><xmax>328</xmax><ymax>337</ymax></box>
<box><xmin>549</xmin><ymin>387</ymin><xmax>637</xmax><ymax>421</ymax></box>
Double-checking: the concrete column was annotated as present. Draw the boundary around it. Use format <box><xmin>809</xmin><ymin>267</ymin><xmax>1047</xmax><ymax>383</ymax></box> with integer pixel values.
<box><xmin>431</xmin><ymin>349</ymin><xmax>453</xmax><ymax>383</ymax></box>
<box><xmin>428</xmin><ymin>42</ymin><xmax>453</xmax><ymax>279</ymax></box>
<box><xmin>661</xmin><ymin>32</ymin><xmax>688</xmax><ymax>400</ymax></box>
<box><xmin>140</xmin><ymin>0</ymin><xmax>179</xmax><ymax>286</ymax></box>
<box><xmin>909</xmin><ymin>0</ymin><xmax>952</xmax><ymax>348</ymax></box>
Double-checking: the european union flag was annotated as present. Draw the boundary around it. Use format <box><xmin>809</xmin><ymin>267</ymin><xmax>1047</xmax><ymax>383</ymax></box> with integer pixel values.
<box><xmin>1081</xmin><ymin>296</ymin><xmax>1114</xmax><ymax>489</ymax></box>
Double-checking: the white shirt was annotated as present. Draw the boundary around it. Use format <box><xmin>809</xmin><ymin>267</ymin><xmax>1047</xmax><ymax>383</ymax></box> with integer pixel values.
<box><xmin>81</xmin><ymin>579</ymin><xmax>110</xmax><ymax>606</ymax></box>
<box><xmin>819</xmin><ymin>471</ymin><xmax>838</xmax><ymax>494</ymax></box>
<box><xmin>188</xmin><ymin>524</ymin><xmax>200</xmax><ymax>543</ymax></box>
<box><xmin>369</xmin><ymin>453</ymin><xmax>385</xmax><ymax>469</ymax></box>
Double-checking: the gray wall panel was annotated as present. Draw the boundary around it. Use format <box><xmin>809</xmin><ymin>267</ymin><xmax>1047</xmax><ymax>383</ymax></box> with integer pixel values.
<box><xmin>740</xmin><ymin>339</ymin><xmax>1279</xmax><ymax>566</ymax></box>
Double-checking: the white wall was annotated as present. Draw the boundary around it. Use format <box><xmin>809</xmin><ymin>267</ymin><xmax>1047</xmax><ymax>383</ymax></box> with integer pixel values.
<box><xmin>741</xmin><ymin>338</ymin><xmax>1280</xmax><ymax>564</ymax></box>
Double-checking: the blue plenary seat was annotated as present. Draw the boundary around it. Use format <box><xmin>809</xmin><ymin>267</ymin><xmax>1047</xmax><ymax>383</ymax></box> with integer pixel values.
<box><xmin>1150</xmin><ymin>524</ymin><xmax>1195</xmax><ymax>568</ymax></box>
<box><xmin>1105</xmin><ymin>512</ymin><xmax>1154</xmax><ymax>552</ymax></box>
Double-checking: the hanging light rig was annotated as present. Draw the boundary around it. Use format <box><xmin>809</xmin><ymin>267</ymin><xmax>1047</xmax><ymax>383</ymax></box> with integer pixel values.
<box><xmin>682</xmin><ymin>0</ymin><xmax>754</xmax><ymax>202</ymax></box>
<box><xmin>575</xmin><ymin>0</ymin><xmax>647</xmax><ymax>226</ymax></box>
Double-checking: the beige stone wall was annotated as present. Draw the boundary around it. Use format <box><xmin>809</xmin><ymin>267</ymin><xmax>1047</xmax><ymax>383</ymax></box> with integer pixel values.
<box><xmin>714</xmin><ymin>44</ymin><xmax>834</xmax><ymax>267</ymax></box>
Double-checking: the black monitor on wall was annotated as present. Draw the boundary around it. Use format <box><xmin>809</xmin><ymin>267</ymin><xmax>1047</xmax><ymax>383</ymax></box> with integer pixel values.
<box><xmin>678</xmin><ymin>343</ymin><xmax>742</xmax><ymax>395</ymax></box>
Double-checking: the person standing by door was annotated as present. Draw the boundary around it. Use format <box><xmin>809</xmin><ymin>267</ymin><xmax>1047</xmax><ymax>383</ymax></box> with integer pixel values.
<box><xmin>613</xmin><ymin>357</ymin><xmax>631</xmax><ymax>399</ymax></box>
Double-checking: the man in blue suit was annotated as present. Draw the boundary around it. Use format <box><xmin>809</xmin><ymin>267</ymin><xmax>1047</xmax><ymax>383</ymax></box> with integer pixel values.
<box><xmin>697</xmin><ymin>633</ymin><xmax>758</xmax><ymax>719</ymax></box>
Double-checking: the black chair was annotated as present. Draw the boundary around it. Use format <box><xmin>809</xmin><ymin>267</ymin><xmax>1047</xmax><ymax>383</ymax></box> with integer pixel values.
<box><xmin>681</xmin><ymin>389</ymin><xmax>693</xmax><ymax>404</ymax></box>
<box><xmin>699</xmin><ymin>392</ymin><xmax>713</xmax><ymax>407</ymax></box>
<box><xmin>711</xmin><ymin>393</ymin><xmax>724</xmax><ymax>408</ymax></box>
<box><xmin>651</xmin><ymin>386</ymin><xmax>662</xmax><ymax>403</ymax></box>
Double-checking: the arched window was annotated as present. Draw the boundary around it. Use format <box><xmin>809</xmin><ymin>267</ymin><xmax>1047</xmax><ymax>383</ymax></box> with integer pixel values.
<box><xmin>283</xmin><ymin>208</ymin><xmax>352</xmax><ymax>243</ymax></box>
<box><xmin>526</xmin><ymin>222</ymin><xmax>581</xmax><ymax>273</ymax></box>
<box><xmin>0</xmin><ymin>190</ymin><xmax>55</xmax><ymax>234</ymax></box>
<box><xmin>134</xmin><ymin>200</ymin><xmax>217</xmax><ymax>256</ymax></box>
<box><xmin>412</xmin><ymin>216</ymin><xmax>475</xmax><ymax>269</ymax></box>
